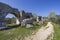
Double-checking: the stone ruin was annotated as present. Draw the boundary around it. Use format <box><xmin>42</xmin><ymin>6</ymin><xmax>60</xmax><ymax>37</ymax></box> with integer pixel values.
<box><xmin>0</xmin><ymin>2</ymin><xmax>42</xmax><ymax>29</ymax></box>
<box><xmin>0</xmin><ymin>2</ymin><xmax>20</xmax><ymax>29</ymax></box>
<box><xmin>19</xmin><ymin>10</ymin><xmax>42</xmax><ymax>28</ymax></box>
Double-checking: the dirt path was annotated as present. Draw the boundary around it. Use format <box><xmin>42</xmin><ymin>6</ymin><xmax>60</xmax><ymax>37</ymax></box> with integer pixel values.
<box><xmin>25</xmin><ymin>22</ymin><xmax>54</xmax><ymax>40</ymax></box>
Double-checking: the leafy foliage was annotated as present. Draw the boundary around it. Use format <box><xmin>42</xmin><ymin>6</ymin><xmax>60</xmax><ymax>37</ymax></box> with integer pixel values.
<box><xmin>48</xmin><ymin>11</ymin><xmax>60</xmax><ymax>24</ymax></box>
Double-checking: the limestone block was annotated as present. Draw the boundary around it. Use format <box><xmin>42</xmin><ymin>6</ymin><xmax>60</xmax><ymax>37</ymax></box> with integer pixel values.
<box><xmin>16</xmin><ymin>19</ymin><xmax>20</xmax><ymax>25</ymax></box>
<box><xmin>26</xmin><ymin>24</ymin><xmax>33</xmax><ymax>28</ymax></box>
<box><xmin>21</xmin><ymin>17</ymin><xmax>35</xmax><ymax>25</ymax></box>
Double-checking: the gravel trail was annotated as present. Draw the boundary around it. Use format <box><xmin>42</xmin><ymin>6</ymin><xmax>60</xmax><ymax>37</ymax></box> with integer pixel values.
<box><xmin>25</xmin><ymin>22</ymin><xmax>54</xmax><ymax>40</ymax></box>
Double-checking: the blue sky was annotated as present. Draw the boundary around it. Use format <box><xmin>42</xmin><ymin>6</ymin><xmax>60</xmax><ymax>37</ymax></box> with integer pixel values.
<box><xmin>0</xmin><ymin>0</ymin><xmax>60</xmax><ymax>18</ymax></box>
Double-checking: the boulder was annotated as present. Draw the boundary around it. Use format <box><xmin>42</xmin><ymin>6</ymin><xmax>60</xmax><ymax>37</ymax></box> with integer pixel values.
<box><xmin>21</xmin><ymin>17</ymin><xmax>35</xmax><ymax>25</ymax></box>
<box><xmin>26</xmin><ymin>24</ymin><xmax>33</xmax><ymax>28</ymax></box>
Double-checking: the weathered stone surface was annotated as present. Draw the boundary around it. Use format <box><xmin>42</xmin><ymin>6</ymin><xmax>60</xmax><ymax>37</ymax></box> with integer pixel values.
<box><xmin>0</xmin><ymin>2</ymin><xmax>42</xmax><ymax>29</ymax></box>
<box><xmin>0</xmin><ymin>2</ymin><xmax>20</xmax><ymax>29</ymax></box>
<box><xmin>21</xmin><ymin>17</ymin><xmax>35</xmax><ymax>25</ymax></box>
<box><xmin>37</xmin><ymin>16</ymin><xmax>42</xmax><ymax>22</ymax></box>
<box><xmin>16</xmin><ymin>18</ymin><xmax>20</xmax><ymax>25</ymax></box>
<box><xmin>20</xmin><ymin>10</ymin><xmax>33</xmax><ymax>23</ymax></box>
<box><xmin>26</xmin><ymin>24</ymin><xmax>33</xmax><ymax>28</ymax></box>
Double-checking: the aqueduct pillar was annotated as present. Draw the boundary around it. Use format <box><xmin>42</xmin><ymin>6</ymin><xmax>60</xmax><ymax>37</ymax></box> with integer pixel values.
<box><xmin>0</xmin><ymin>2</ymin><xmax>21</xmax><ymax>29</ymax></box>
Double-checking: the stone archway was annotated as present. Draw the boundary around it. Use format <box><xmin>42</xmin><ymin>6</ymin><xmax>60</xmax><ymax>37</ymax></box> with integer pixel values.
<box><xmin>0</xmin><ymin>2</ymin><xmax>20</xmax><ymax>29</ymax></box>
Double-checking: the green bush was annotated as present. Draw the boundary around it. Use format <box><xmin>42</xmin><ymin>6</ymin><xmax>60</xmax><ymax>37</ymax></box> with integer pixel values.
<box><xmin>53</xmin><ymin>23</ymin><xmax>60</xmax><ymax>40</ymax></box>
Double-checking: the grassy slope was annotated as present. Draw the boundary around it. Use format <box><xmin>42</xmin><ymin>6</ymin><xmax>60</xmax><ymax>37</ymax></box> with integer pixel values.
<box><xmin>53</xmin><ymin>23</ymin><xmax>60</xmax><ymax>40</ymax></box>
<box><xmin>0</xmin><ymin>23</ymin><xmax>46</xmax><ymax>40</ymax></box>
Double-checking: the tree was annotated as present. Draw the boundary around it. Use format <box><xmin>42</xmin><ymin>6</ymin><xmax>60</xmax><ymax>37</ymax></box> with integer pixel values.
<box><xmin>5</xmin><ymin>17</ymin><xmax>16</xmax><ymax>24</ymax></box>
<box><xmin>48</xmin><ymin>11</ymin><xmax>56</xmax><ymax>19</ymax></box>
<box><xmin>55</xmin><ymin>15</ymin><xmax>60</xmax><ymax>24</ymax></box>
<box><xmin>48</xmin><ymin>11</ymin><xmax>57</xmax><ymax>22</ymax></box>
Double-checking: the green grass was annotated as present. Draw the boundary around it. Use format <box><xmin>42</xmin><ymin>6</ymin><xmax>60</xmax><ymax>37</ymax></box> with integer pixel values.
<box><xmin>0</xmin><ymin>23</ymin><xmax>46</xmax><ymax>40</ymax></box>
<box><xmin>53</xmin><ymin>23</ymin><xmax>60</xmax><ymax>40</ymax></box>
